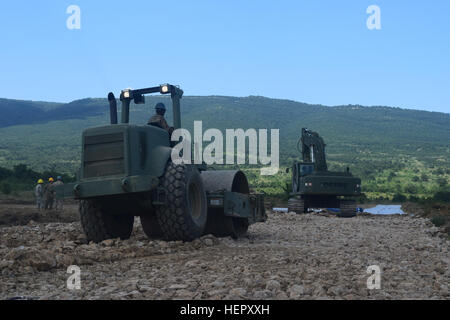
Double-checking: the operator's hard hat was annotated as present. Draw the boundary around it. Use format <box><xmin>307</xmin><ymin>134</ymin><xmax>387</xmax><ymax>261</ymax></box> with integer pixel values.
<box><xmin>155</xmin><ymin>102</ymin><xmax>166</xmax><ymax>110</ymax></box>
<box><xmin>57</xmin><ymin>176</ymin><xmax>62</xmax><ymax>180</ymax></box>
<box><xmin>38</xmin><ymin>179</ymin><xmax>44</xmax><ymax>184</ymax></box>
<box><xmin>48</xmin><ymin>177</ymin><xmax>54</xmax><ymax>182</ymax></box>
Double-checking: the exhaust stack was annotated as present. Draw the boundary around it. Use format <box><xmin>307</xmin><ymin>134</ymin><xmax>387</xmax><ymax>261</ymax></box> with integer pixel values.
<box><xmin>107</xmin><ymin>92</ymin><xmax>118</xmax><ymax>124</ymax></box>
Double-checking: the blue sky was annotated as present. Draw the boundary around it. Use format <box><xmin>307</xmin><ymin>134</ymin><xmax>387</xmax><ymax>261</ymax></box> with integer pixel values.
<box><xmin>1</xmin><ymin>0</ymin><xmax>449</xmax><ymax>113</ymax></box>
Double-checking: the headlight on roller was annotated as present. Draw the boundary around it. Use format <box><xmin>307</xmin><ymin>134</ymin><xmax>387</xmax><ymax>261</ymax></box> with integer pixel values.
<box><xmin>121</xmin><ymin>89</ymin><xmax>131</xmax><ymax>99</ymax></box>
<box><xmin>160</xmin><ymin>84</ymin><xmax>170</xmax><ymax>94</ymax></box>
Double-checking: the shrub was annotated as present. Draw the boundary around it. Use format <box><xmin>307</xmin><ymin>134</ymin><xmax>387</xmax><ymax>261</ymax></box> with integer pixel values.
<box><xmin>356</xmin><ymin>194</ymin><xmax>368</xmax><ymax>204</ymax></box>
<box><xmin>430</xmin><ymin>216</ymin><xmax>448</xmax><ymax>227</ymax></box>
<box><xmin>433</xmin><ymin>190</ymin><xmax>450</xmax><ymax>203</ymax></box>
<box><xmin>392</xmin><ymin>193</ymin><xmax>407</xmax><ymax>202</ymax></box>
<box><xmin>436</xmin><ymin>178</ymin><xmax>448</xmax><ymax>187</ymax></box>
<box><xmin>404</xmin><ymin>183</ymin><xmax>418</xmax><ymax>194</ymax></box>
<box><xmin>0</xmin><ymin>181</ymin><xmax>12</xmax><ymax>195</ymax></box>
<box><xmin>281</xmin><ymin>182</ymin><xmax>292</xmax><ymax>201</ymax></box>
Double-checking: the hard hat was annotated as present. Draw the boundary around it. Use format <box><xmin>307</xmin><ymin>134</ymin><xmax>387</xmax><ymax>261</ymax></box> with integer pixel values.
<box><xmin>38</xmin><ymin>179</ymin><xmax>44</xmax><ymax>184</ymax></box>
<box><xmin>57</xmin><ymin>176</ymin><xmax>62</xmax><ymax>180</ymax></box>
<box><xmin>155</xmin><ymin>102</ymin><xmax>166</xmax><ymax>110</ymax></box>
<box><xmin>49</xmin><ymin>177</ymin><xmax>54</xmax><ymax>182</ymax></box>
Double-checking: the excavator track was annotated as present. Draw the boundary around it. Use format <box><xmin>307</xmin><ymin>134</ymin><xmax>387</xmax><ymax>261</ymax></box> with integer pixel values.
<box><xmin>338</xmin><ymin>200</ymin><xmax>356</xmax><ymax>218</ymax></box>
<box><xmin>288</xmin><ymin>197</ymin><xmax>305</xmax><ymax>214</ymax></box>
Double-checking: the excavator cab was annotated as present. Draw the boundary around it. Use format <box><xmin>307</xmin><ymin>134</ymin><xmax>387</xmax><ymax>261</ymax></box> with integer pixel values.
<box><xmin>299</xmin><ymin>163</ymin><xmax>314</xmax><ymax>176</ymax></box>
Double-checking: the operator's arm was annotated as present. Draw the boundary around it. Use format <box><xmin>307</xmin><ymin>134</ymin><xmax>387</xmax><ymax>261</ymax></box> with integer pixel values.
<box><xmin>160</xmin><ymin>117</ymin><xmax>170</xmax><ymax>131</ymax></box>
<box><xmin>148</xmin><ymin>115</ymin><xmax>173</xmax><ymax>134</ymax></box>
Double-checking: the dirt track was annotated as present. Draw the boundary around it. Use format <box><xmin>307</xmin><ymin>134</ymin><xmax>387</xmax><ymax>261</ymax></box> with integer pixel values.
<box><xmin>0</xmin><ymin>204</ymin><xmax>449</xmax><ymax>300</ymax></box>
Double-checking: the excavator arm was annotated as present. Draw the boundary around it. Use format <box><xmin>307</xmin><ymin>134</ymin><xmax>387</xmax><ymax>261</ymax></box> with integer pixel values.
<box><xmin>297</xmin><ymin>128</ymin><xmax>328</xmax><ymax>172</ymax></box>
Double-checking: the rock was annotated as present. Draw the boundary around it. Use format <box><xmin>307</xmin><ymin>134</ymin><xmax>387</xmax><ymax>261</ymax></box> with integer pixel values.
<box><xmin>184</xmin><ymin>260</ymin><xmax>200</xmax><ymax>268</ymax></box>
<box><xmin>101</xmin><ymin>239</ymin><xmax>115</xmax><ymax>247</ymax></box>
<box><xmin>253</xmin><ymin>290</ymin><xmax>272</xmax><ymax>299</ymax></box>
<box><xmin>203</xmin><ymin>238</ymin><xmax>214</xmax><ymax>246</ymax></box>
<box><xmin>169</xmin><ymin>284</ymin><xmax>188</xmax><ymax>290</ymax></box>
<box><xmin>328</xmin><ymin>286</ymin><xmax>345</xmax><ymax>297</ymax></box>
<box><xmin>0</xmin><ymin>260</ymin><xmax>14</xmax><ymax>270</ymax></box>
<box><xmin>5</xmin><ymin>248</ymin><xmax>56</xmax><ymax>271</ymax></box>
<box><xmin>74</xmin><ymin>234</ymin><xmax>87</xmax><ymax>244</ymax></box>
<box><xmin>136</xmin><ymin>285</ymin><xmax>154</xmax><ymax>293</ymax></box>
<box><xmin>175</xmin><ymin>289</ymin><xmax>194</xmax><ymax>298</ymax></box>
<box><xmin>229</xmin><ymin>288</ymin><xmax>247</xmax><ymax>297</ymax></box>
<box><xmin>275</xmin><ymin>291</ymin><xmax>289</xmax><ymax>299</ymax></box>
<box><xmin>434</xmin><ymin>266</ymin><xmax>445</xmax><ymax>274</ymax></box>
<box><xmin>212</xmin><ymin>281</ymin><xmax>226</xmax><ymax>288</ymax></box>
<box><xmin>110</xmin><ymin>292</ymin><xmax>130</xmax><ymax>300</ymax></box>
<box><xmin>427</xmin><ymin>227</ymin><xmax>439</xmax><ymax>237</ymax></box>
<box><xmin>200</xmin><ymin>235</ymin><xmax>219</xmax><ymax>246</ymax></box>
<box><xmin>55</xmin><ymin>254</ymin><xmax>75</xmax><ymax>267</ymax></box>
<box><xmin>243</xmin><ymin>278</ymin><xmax>252</xmax><ymax>286</ymax></box>
<box><xmin>266</xmin><ymin>280</ymin><xmax>281</xmax><ymax>291</ymax></box>
<box><xmin>135</xmin><ymin>241</ymin><xmax>144</xmax><ymax>248</ymax></box>
<box><xmin>289</xmin><ymin>285</ymin><xmax>304</xmax><ymax>298</ymax></box>
<box><xmin>208</xmin><ymin>289</ymin><xmax>227</xmax><ymax>298</ymax></box>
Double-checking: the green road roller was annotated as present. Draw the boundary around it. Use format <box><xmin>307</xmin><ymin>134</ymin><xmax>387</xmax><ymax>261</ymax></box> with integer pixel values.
<box><xmin>57</xmin><ymin>84</ymin><xmax>266</xmax><ymax>242</ymax></box>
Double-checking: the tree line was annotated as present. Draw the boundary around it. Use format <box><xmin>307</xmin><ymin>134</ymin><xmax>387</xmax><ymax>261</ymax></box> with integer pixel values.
<box><xmin>0</xmin><ymin>164</ymin><xmax>75</xmax><ymax>195</ymax></box>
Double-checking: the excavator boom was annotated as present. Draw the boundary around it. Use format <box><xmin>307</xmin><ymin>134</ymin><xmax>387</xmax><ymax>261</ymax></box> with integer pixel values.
<box><xmin>299</xmin><ymin>128</ymin><xmax>327</xmax><ymax>172</ymax></box>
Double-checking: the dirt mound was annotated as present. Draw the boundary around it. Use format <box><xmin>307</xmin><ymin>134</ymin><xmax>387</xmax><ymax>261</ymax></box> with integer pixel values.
<box><xmin>0</xmin><ymin>204</ymin><xmax>79</xmax><ymax>227</ymax></box>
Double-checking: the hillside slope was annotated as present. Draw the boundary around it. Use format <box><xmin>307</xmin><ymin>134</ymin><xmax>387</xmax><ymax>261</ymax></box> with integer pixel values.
<box><xmin>0</xmin><ymin>95</ymin><xmax>448</xmax><ymax>198</ymax></box>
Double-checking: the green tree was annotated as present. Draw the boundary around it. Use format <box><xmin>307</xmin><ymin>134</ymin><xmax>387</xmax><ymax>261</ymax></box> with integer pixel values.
<box><xmin>404</xmin><ymin>183</ymin><xmax>418</xmax><ymax>194</ymax></box>
<box><xmin>387</xmin><ymin>172</ymin><xmax>396</xmax><ymax>181</ymax></box>
<box><xmin>433</xmin><ymin>189</ymin><xmax>450</xmax><ymax>203</ymax></box>
<box><xmin>437</xmin><ymin>178</ymin><xmax>448</xmax><ymax>187</ymax></box>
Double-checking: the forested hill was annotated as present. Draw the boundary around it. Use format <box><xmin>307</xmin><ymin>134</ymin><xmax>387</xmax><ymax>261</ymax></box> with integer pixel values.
<box><xmin>0</xmin><ymin>95</ymin><xmax>448</xmax><ymax>171</ymax></box>
<box><xmin>0</xmin><ymin>98</ymin><xmax>106</xmax><ymax>128</ymax></box>
<box><xmin>0</xmin><ymin>95</ymin><xmax>449</xmax><ymax>199</ymax></box>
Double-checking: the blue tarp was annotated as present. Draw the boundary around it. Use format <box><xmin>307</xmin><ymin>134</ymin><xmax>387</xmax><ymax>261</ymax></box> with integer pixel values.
<box><xmin>363</xmin><ymin>205</ymin><xmax>405</xmax><ymax>215</ymax></box>
<box><xmin>280</xmin><ymin>205</ymin><xmax>406</xmax><ymax>215</ymax></box>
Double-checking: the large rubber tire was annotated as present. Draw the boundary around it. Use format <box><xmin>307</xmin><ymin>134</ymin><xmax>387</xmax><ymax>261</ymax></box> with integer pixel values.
<box><xmin>338</xmin><ymin>200</ymin><xmax>357</xmax><ymax>218</ymax></box>
<box><xmin>155</xmin><ymin>162</ymin><xmax>208</xmax><ymax>241</ymax></box>
<box><xmin>140</xmin><ymin>212</ymin><xmax>164</xmax><ymax>239</ymax></box>
<box><xmin>288</xmin><ymin>197</ymin><xmax>305</xmax><ymax>214</ymax></box>
<box><xmin>79</xmin><ymin>199</ymin><xmax>134</xmax><ymax>243</ymax></box>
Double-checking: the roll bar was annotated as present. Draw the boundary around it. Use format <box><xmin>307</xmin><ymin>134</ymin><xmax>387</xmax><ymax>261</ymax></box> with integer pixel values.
<box><xmin>107</xmin><ymin>84</ymin><xmax>184</xmax><ymax>129</ymax></box>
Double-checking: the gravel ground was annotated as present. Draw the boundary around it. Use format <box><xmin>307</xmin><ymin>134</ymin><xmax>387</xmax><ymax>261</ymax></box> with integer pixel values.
<box><xmin>0</xmin><ymin>210</ymin><xmax>449</xmax><ymax>300</ymax></box>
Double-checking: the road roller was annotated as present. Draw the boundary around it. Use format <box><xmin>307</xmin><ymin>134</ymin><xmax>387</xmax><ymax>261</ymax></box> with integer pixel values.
<box><xmin>57</xmin><ymin>84</ymin><xmax>266</xmax><ymax>242</ymax></box>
